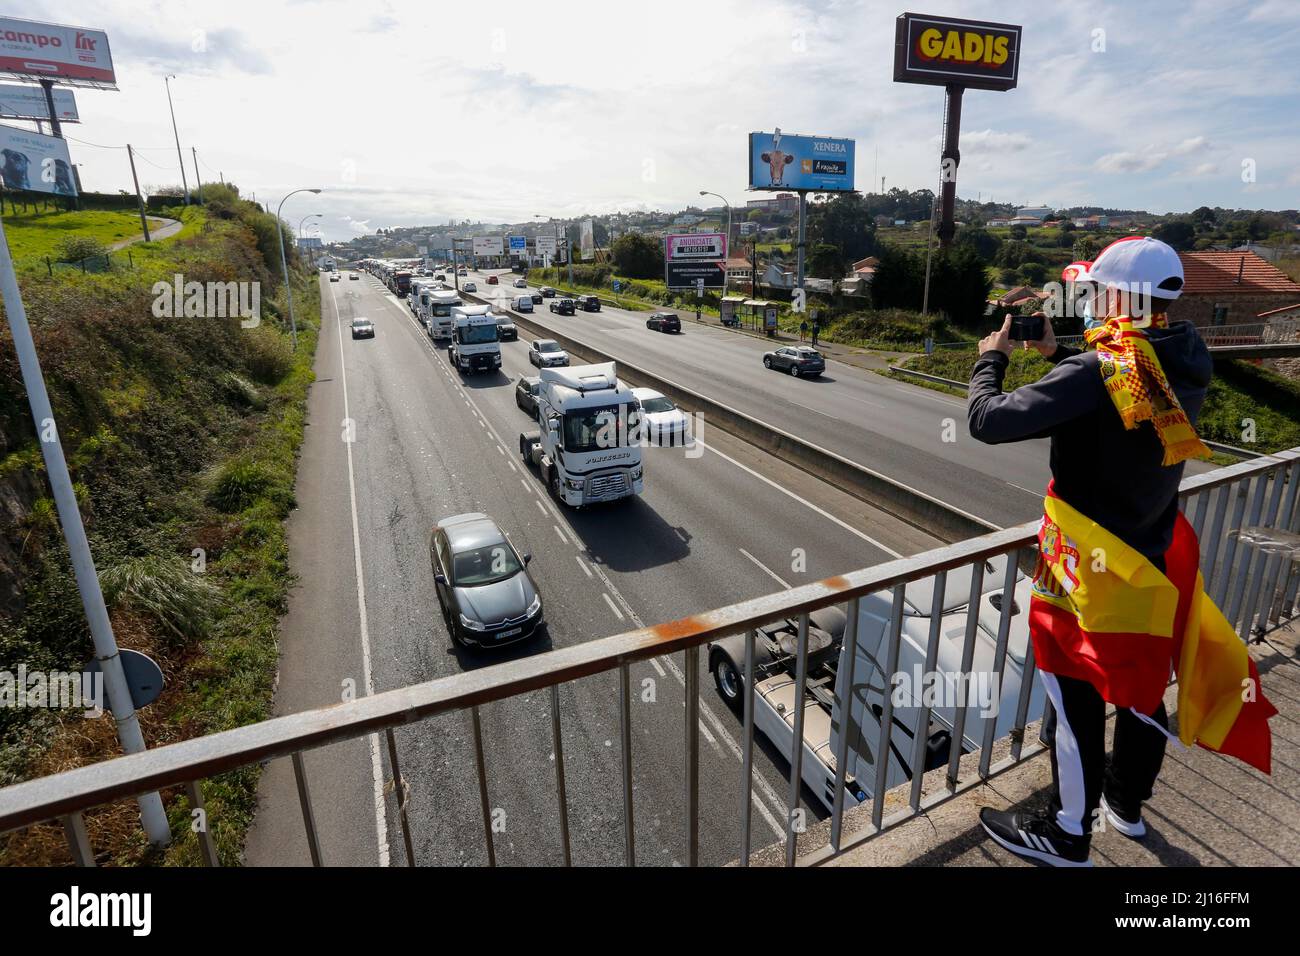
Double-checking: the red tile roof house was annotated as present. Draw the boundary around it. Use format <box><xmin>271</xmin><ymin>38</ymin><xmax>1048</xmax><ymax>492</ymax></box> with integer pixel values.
<box><xmin>997</xmin><ymin>285</ymin><xmax>1043</xmax><ymax>309</ymax></box>
<box><xmin>1169</xmin><ymin>251</ymin><xmax>1300</xmax><ymax>329</ymax></box>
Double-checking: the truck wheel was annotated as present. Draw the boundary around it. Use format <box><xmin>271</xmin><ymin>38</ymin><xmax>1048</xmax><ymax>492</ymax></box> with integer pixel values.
<box><xmin>548</xmin><ymin>469</ymin><xmax>562</xmax><ymax>502</ymax></box>
<box><xmin>712</xmin><ymin>651</ymin><xmax>744</xmax><ymax>710</ymax></box>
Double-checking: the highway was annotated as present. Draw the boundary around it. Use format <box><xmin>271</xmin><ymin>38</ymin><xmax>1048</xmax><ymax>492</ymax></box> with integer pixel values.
<box><xmin>247</xmin><ymin>270</ymin><xmax>941</xmax><ymax>867</ymax></box>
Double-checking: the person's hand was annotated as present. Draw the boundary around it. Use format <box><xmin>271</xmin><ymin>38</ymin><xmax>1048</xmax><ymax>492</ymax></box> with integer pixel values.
<box><xmin>979</xmin><ymin>316</ymin><xmax>1014</xmax><ymax>357</ymax></box>
<box><xmin>1026</xmin><ymin>312</ymin><xmax>1057</xmax><ymax>357</ymax></box>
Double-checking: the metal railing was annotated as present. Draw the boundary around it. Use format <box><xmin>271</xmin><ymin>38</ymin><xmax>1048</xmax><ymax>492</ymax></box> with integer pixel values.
<box><xmin>2</xmin><ymin>450</ymin><xmax>1298</xmax><ymax>867</ymax></box>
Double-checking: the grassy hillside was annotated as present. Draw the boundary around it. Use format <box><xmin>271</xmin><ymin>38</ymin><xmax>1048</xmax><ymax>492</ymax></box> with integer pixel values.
<box><xmin>903</xmin><ymin>349</ymin><xmax>1300</xmax><ymax>453</ymax></box>
<box><xmin>0</xmin><ymin>191</ymin><xmax>320</xmax><ymax>865</ymax></box>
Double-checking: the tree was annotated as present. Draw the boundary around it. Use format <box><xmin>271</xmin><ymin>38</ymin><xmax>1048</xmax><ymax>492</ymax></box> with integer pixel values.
<box><xmin>996</xmin><ymin>239</ymin><xmax>1038</xmax><ymax>269</ymax></box>
<box><xmin>808</xmin><ymin>242</ymin><xmax>846</xmax><ymax>278</ymax></box>
<box><xmin>870</xmin><ymin>242</ymin><xmax>990</xmax><ymax>325</ymax></box>
<box><xmin>610</xmin><ymin>232</ymin><xmax>664</xmax><ymax>279</ymax></box>
<box><xmin>808</xmin><ymin>192</ymin><xmax>877</xmax><ymax>264</ymax></box>
<box><xmin>1152</xmin><ymin>218</ymin><xmax>1196</xmax><ymax>251</ymax></box>
<box><xmin>1009</xmin><ymin>224</ymin><xmax>1028</xmax><ymax>241</ymax></box>
<box><xmin>954</xmin><ymin>225</ymin><xmax>1000</xmax><ymax>262</ymax></box>
<box><xmin>1072</xmin><ymin>235</ymin><xmax>1100</xmax><ymax>261</ymax></box>
<box><xmin>1019</xmin><ymin>262</ymin><xmax>1048</xmax><ymax>285</ymax></box>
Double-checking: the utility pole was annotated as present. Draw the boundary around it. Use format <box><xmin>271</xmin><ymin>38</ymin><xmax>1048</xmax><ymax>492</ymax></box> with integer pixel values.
<box><xmin>164</xmin><ymin>76</ymin><xmax>190</xmax><ymax>205</ymax></box>
<box><xmin>0</xmin><ymin>216</ymin><xmax>171</xmax><ymax>845</ymax></box>
<box><xmin>126</xmin><ymin>145</ymin><xmax>150</xmax><ymax>242</ymax></box>
<box><xmin>191</xmin><ymin>147</ymin><xmax>202</xmax><ymax>204</ymax></box>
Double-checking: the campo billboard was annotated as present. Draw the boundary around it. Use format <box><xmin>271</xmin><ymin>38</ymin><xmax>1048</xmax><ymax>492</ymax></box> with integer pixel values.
<box><xmin>0</xmin><ymin>82</ymin><xmax>77</xmax><ymax>121</ymax></box>
<box><xmin>0</xmin><ymin>17</ymin><xmax>116</xmax><ymax>87</ymax></box>
<box><xmin>893</xmin><ymin>12</ymin><xmax>1021</xmax><ymax>91</ymax></box>
<box><xmin>0</xmin><ymin>123</ymin><xmax>77</xmax><ymax>195</ymax></box>
<box><xmin>749</xmin><ymin>130</ymin><xmax>855</xmax><ymax>192</ymax></box>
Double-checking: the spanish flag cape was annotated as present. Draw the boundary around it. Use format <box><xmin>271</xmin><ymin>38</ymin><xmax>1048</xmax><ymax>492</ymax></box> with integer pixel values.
<box><xmin>1029</xmin><ymin>485</ymin><xmax>1276</xmax><ymax>773</ymax></box>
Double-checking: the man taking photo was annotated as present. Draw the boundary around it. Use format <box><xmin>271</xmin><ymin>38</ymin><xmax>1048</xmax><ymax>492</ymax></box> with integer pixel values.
<box><xmin>966</xmin><ymin>236</ymin><xmax>1274</xmax><ymax>866</ymax></box>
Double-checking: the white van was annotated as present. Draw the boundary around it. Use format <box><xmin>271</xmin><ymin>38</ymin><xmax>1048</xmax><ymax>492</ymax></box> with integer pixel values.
<box><xmin>514</xmin><ymin>294</ymin><xmax>534</xmax><ymax>313</ymax></box>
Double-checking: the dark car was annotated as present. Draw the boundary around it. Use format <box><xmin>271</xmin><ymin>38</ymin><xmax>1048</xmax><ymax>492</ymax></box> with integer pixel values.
<box><xmin>515</xmin><ymin>375</ymin><xmax>541</xmax><ymax>415</ymax></box>
<box><xmin>576</xmin><ymin>295</ymin><xmax>601</xmax><ymax>312</ymax></box>
<box><xmin>530</xmin><ymin>291</ymin><xmax>543</xmax><ymax>305</ymax></box>
<box><xmin>763</xmin><ymin>346</ymin><xmax>825</xmax><ymax>377</ymax></box>
<box><xmin>430</xmin><ymin>513</ymin><xmax>543</xmax><ymax>648</ymax></box>
<box><xmin>549</xmin><ymin>298</ymin><xmax>575</xmax><ymax>315</ymax></box>
<box><xmin>496</xmin><ymin>315</ymin><xmax>518</xmax><ymax>341</ymax></box>
<box><xmin>646</xmin><ymin>312</ymin><xmax>681</xmax><ymax>333</ymax></box>
<box><xmin>350</xmin><ymin>317</ymin><xmax>374</xmax><ymax>339</ymax></box>
<box><xmin>539</xmin><ymin>286</ymin><xmax>557</xmax><ymax>298</ymax></box>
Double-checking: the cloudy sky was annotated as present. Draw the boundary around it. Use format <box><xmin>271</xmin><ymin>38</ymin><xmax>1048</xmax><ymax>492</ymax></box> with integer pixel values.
<box><xmin>28</xmin><ymin>0</ymin><xmax>1300</xmax><ymax>239</ymax></box>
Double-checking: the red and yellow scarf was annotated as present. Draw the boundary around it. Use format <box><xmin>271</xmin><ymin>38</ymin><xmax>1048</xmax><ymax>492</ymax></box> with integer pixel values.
<box><xmin>1084</xmin><ymin>315</ymin><xmax>1211</xmax><ymax>466</ymax></box>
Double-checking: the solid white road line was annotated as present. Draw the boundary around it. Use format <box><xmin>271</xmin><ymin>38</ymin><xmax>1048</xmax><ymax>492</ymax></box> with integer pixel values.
<box><xmin>327</xmin><ymin>283</ymin><xmax>391</xmax><ymax>867</ymax></box>
<box><xmin>739</xmin><ymin>548</ymin><xmax>792</xmax><ymax>589</ymax></box>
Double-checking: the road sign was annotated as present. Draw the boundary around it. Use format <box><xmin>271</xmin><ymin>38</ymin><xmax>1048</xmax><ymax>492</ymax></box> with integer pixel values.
<box><xmin>508</xmin><ymin>235</ymin><xmax>526</xmax><ymax>251</ymax></box>
<box><xmin>612</xmin><ymin>279</ymin><xmax>621</xmax><ymax>292</ymax></box>
<box><xmin>695</xmin><ymin>278</ymin><xmax>704</xmax><ymax>298</ymax></box>
<box><xmin>84</xmin><ymin>649</ymin><xmax>164</xmax><ymax>709</ymax></box>
<box><xmin>666</xmin><ymin>259</ymin><xmax>724</xmax><ymax>290</ymax></box>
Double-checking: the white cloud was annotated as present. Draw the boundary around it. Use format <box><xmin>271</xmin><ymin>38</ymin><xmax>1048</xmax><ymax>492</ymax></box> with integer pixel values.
<box><xmin>1094</xmin><ymin>151</ymin><xmax>1168</xmax><ymax>174</ymax></box>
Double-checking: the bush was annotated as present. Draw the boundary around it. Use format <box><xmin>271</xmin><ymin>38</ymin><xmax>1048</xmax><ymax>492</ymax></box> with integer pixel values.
<box><xmin>54</xmin><ymin>235</ymin><xmax>110</xmax><ymax>264</ymax></box>
<box><xmin>242</xmin><ymin>326</ymin><xmax>294</xmax><ymax>384</ymax></box>
<box><xmin>208</xmin><ymin>456</ymin><xmax>276</xmax><ymax>513</ymax></box>
<box><xmin>98</xmin><ymin>555</ymin><xmax>222</xmax><ymax>642</ymax></box>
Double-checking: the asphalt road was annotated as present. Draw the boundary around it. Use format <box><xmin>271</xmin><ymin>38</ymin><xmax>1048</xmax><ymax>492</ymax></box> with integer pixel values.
<box><xmin>247</xmin><ymin>270</ymin><xmax>939</xmax><ymax>866</ymax></box>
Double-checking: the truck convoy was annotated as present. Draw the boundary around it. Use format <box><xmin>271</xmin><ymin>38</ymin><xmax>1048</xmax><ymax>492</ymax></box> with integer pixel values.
<box><xmin>519</xmin><ymin>362</ymin><xmax>644</xmax><ymax>507</ymax></box>
<box><xmin>705</xmin><ymin>557</ymin><xmax>1045</xmax><ymax>813</ymax></box>
<box><xmin>448</xmin><ymin>305</ymin><xmax>502</xmax><ymax>373</ymax></box>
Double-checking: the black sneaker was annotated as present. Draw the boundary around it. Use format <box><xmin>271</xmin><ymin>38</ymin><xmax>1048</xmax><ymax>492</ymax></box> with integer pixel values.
<box><xmin>1100</xmin><ymin>793</ymin><xmax>1147</xmax><ymax>839</ymax></box>
<box><xmin>979</xmin><ymin>808</ymin><xmax>1092</xmax><ymax>867</ymax></box>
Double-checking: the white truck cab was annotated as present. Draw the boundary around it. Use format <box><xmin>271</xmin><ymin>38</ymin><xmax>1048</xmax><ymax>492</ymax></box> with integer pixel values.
<box><xmin>427</xmin><ymin>289</ymin><xmax>463</xmax><ymax>341</ymax></box>
<box><xmin>448</xmin><ymin>305</ymin><xmax>501</xmax><ymax>373</ymax></box>
<box><xmin>519</xmin><ymin>362</ymin><xmax>645</xmax><ymax>507</ymax></box>
<box><xmin>707</xmin><ymin>557</ymin><xmax>1046</xmax><ymax>814</ymax></box>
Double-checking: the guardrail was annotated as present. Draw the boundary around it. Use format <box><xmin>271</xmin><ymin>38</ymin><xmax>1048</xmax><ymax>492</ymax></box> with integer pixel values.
<box><xmin>2</xmin><ymin>449</ymin><xmax>1296</xmax><ymax>867</ymax></box>
<box><xmin>933</xmin><ymin>321</ymin><xmax>1299</xmax><ymax>354</ymax></box>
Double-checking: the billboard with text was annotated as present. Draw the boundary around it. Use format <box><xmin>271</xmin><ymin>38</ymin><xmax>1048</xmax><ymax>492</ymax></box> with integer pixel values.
<box><xmin>472</xmin><ymin>236</ymin><xmax>503</xmax><ymax>257</ymax></box>
<box><xmin>893</xmin><ymin>12</ymin><xmax>1021</xmax><ymax>91</ymax></box>
<box><xmin>749</xmin><ymin>130</ymin><xmax>855</xmax><ymax>192</ymax></box>
<box><xmin>0</xmin><ymin>17</ymin><xmax>116</xmax><ymax>88</ymax></box>
<box><xmin>0</xmin><ymin>82</ymin><xmax>77</xmax><ymax>121</ymax></box>
<box><xmin>535</xmin><ymin>235</ymin><xmax>557</xmax><ymax>256</ymax></box>
<box><xmin>666</xmin><ymin>232</ymin><xmax>727</xmax><ymax>261</ymax></box>
<box><xmin>0</xmin><ymin>123</ymin><xmax>76</xmax><ymax>195</ymax></box>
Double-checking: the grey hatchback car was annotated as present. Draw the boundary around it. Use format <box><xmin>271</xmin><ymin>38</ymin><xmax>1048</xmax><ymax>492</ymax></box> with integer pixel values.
<box><xmin>430</xmin><ymin>513</ymin><xmax>543</xmax><ymax>648</ymax></box>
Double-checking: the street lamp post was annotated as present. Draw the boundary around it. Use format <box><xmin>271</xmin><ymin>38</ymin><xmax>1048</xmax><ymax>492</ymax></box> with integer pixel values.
<box><xmin>699</xmin><ymin>190</ymin><xmax>732</xmax><ymax>297</ymax></box>
<box><xmin>163</xmin><ymin>76</ymin><xmax>190</xmax><ymax>205</ymax></box>
<box><xmin>275</xmin><ymin>188</ymin><xmax>323</xmax><ymax>351</ymax></box>
<box><xmin>299</xmin><ymin>213</ymin><xmax>322</xmax><ymax>240</ymax></box>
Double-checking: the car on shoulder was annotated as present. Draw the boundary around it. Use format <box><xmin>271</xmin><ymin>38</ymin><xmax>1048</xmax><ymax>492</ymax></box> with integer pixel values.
<box><xmin>646</xmin><ymin>312</ymin><xmax>681</xmax><ymax>333</ymax></box>
<box><xmin>429</xmin><ymin>513</ymin><xmax>543</xmax><ymax>649</ymax></box>
<box><xmin>528</xmin><ymin>338</ymin><xmax>569</xmax><ymax>368</ymax></box>
<box><xmin>513</xmin><ymin>294</ymin><xmax>534</xmax><ymax>313</ymax></box>
<box><xmin>487</xmin><ymin>275</ymin><xmax>499</xmax><ymax>285</ymax></box>
<box><xmin>350</xmin><ymin>317</ymin><xmax>374</xmax><ymax>339</ymax></box>
<box><xmin>463</xmin><ymin>281</ymin><xmax>477</xmax><ymax>292</ymax></box>
<box><xmin>763</xmin><ymin>346</ymin><xmax>825</xmax><ymax>377</ymax></box>
<box><xmin>496</xmin><ymin>315</ymin><xmax>518</xmax><ymax>341</ymax></box>
<box><xmin>515</xmin><ymin>375</ymin><xmax>541</xmax><ymax>415</ymax></box>
<box><xmin>576</xmin><ymin>295</ymin><xmax>601</xmax><ymax>312</ymax></box>
<box><xmin>632</xmin><ymin>387</ymin><xmax>692</xmax><ymax>447</ymax></box>
<box><xmin>540</xmin><ymin>286</ymin><xmax>557</xmax><ymax>298</ymax></box>
<box><xmin>549</xmin><ymin>297</ymin><xmax>575</xmax><ymax>315</ymax></box>
<box><xmin>514</xmin><ymin>277</ymin><xmax>528</xmax><ymax>288</ymax></box>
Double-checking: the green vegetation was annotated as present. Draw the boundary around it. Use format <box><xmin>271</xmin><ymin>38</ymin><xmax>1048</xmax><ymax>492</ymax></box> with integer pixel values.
<box><xmin>901</xmin><ymin>350</ymin><xmax>1300</xmax><ymax>453</ymax></box>
<box><xmin>0</xmin><ymin>187</ymin><xmax>319</xmax><ymax>865</ymax></box>
<box><xmin>1</xmin><ymin>208</ymin><xmax>156</xmax><ymax>262</ymax></box>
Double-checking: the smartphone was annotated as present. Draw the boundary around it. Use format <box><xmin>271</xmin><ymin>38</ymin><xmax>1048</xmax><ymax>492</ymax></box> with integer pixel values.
<box><xmin>1009</xmin><ymin>314</ymin><xmax>1045</xmax><ymax>342</ymax></box>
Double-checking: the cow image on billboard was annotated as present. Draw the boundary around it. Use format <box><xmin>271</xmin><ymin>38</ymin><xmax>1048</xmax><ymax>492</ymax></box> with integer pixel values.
<box><xmin>749</xmin><ymin>129</ymin><xmax>855</xmax><ymax>192</ymax></box>
<box><xmin>0</xmin><ymin>17</ymin><xmax>116</xmax><ymax>88</ymax></box>
<box><xmin>893</xmin><ymin>12</ymin><xmax>1022</xmax><ymax>91</ymax></box>
<box><xmin>0</xmin><ymin>124</ymin><xmax>77</xmax><ymax>196</ymax></box>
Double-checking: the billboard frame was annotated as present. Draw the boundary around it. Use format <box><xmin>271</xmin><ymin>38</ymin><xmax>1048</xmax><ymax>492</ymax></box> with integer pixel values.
<box><xmin>748</xmin><ymin>130</ymin><xmax>856</xmax><ymax>193</ymax></box>
<box><xmin>0</xmin><ymin>16</ymin><xmax>117</xmax><ymax>90</ymax></box>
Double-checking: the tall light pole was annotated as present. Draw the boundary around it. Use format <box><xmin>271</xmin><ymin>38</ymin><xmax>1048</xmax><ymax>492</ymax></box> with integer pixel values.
<box><xmin>299</xmin><ymin>213</ymin><xmax>322</xmax><ymax>240</ymax></box>
<box><xmin>275</xmin><ymin>188</ymin><xmax>322</xmax><ymax>351</ymax></box>
<box><xmin>163</xmin><ymin>75</ymin><xmax>190</xmax><ymax>205</ymax></box>
<box><xmin>699</xmin><ymin>190</ymin><xmax>732</xmax><ymax>297</ymax></box>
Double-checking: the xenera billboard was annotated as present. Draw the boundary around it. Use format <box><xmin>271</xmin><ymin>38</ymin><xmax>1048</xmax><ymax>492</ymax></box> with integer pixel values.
<box><xmin>750</xmin><ymin>130</ymin><xmax>855</xmax><ymax>192</ymax></box>
<box><xmin>0</xmin><ymin>124</ymin><xmax>76</xmax><ymax>195</ymax></box>
<box><xmin>666</xmin><ymin>232</ymin><xmax>727</xmax><ymax>261</ymax></box>
<box><xmin>893</xmin><ymin>12</ymin><xmax>1021</xmax><ymax>91</ymax></box>
<box><xmin>0</xmin><ymin>17</ymin><xmax>116</xmax><ymax>88</ymax></box>
<box><xmin>472</xmin><ymin>236</ymin><xmax>503</xmax><ymax>257</ymax></box>
<box><xmin>0</xmin><ymin>83</ymin><xmax>78</xmax><ymax>122</ymax></box>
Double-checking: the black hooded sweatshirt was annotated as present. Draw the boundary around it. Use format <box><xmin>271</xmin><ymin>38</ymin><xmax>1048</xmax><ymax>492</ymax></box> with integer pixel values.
<box><xmin>967</xmin><ymin>320</ymin><xmax>1214</xmax><ymax>561</ymax></box>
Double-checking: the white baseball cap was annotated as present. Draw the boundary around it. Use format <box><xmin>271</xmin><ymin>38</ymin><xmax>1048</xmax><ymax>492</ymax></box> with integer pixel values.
<box><xmin>1060</xmin><ymin>236</ymin><xmax>1185</xmax><ymax>300</ymax></box>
